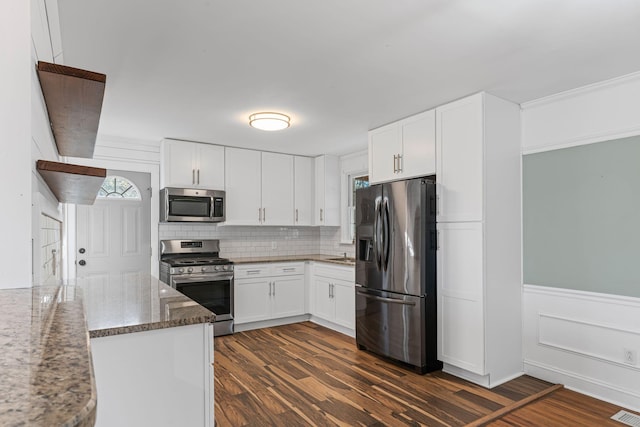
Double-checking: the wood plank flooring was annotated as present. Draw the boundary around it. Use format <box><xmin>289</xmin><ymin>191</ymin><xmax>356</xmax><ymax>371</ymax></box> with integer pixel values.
<box><xmin>214</xmin><ymin>322</ymin><xmax>636</xmax><ymax>426</ymax></box>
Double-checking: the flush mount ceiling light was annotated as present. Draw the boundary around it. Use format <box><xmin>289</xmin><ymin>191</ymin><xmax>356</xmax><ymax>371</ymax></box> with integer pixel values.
<box><xmin>249</xmin><ymin>112</ymin><xmax>290</xmax><ymax>131</ymax></box>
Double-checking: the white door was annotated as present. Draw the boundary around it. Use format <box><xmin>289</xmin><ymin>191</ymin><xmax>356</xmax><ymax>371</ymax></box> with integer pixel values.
<box><xmin>234</xmin><ymin>278</ymin><xmax>271</xmax><ymax>323</ymax></box>
<box><xmin>163</xmin><ymin>139</ymin><xmax>197</xmax><ymax>188</ymax></box>
<box><xmin>293</xmin><ymin>156</ymin><xmax>313</xmax><ymax>225</ymax></box>
<box><xmin>196</xmin><ymin>143</ymin><xmax>225</xmax><ymax>189</ymax></box>
<box><xmin>401</xmin><ymin>109</ymin><xmax>436</xmax><ymax>178</ymax></box>
<box><xmin>271</xmin><ymin>276</ymin><xmax>305</xmax><ymax>318</ymax></box>
<box><xmin>76</xmin><ymin>170</ymin><xmax>151</xmax><ymax>282</ymax></box>
<box><xmin>224</xmin><ymin>147</ymin><xmax>262</xmax><ymax>225</ymax></box>
<box><xmin>368</xmin><ymin>123</ymin><xmax>400</xmax><ymax>184</ymax></box>
<box><xmin>436</xmin><ymin>94</ymin><xmax>484</xmax><ymax>222</ymax></box>
<box><xmin>261</xmin><ymin>152</ymin><xmax>294</xmax><ymax>226</ymax></box>
<box><xmin>437</xmin><ymin>221</ymin><xmax>485</xmax><ymax>374</ymax></box>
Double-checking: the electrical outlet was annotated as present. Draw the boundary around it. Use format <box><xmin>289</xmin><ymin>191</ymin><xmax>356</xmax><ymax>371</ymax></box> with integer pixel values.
<box><xmin>623</xmin><ymin>348</ymin><xmax>637</xmax><ymax>365</ymax></box>
<box><xmin>271</xmin><ymin>242</ymin><xmax>277</xmax><ymax>250</ymax></box>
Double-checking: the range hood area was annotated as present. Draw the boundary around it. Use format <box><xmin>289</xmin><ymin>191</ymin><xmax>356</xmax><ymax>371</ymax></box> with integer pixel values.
<box><xmin>36</xmin><ymin>61</ymin><xmax>107</xmax><ymax>204</ymax></box>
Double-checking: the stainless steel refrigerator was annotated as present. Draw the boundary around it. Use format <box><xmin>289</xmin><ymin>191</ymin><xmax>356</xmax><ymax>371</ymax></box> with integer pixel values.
<box><xmin>355</xmin><ymin>176</ymin><xmax>441</xmax><ymax>373</ymax></box>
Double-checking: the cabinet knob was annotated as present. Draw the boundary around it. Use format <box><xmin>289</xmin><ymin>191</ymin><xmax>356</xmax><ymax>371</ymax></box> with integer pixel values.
<box><xmin>78</xmin><ymin>260</ymin><xmax>86</xmax><ymax>266</ymax></box>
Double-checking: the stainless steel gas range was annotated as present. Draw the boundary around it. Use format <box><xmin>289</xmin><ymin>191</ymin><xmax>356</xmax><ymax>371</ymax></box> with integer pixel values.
<box><xmin>159</xmin><ymin>239</ymin><xmax>234</xmax><ymax>336</ymax></box>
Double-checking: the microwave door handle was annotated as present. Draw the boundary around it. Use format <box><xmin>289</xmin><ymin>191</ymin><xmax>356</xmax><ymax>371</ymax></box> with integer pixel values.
<box><xmin>209</xmin><ymin>196</ymin><xmax>215</xmax><ymax>219</ymax></box>
<box><xmin>164</xmin><ymin>193</ymin><xmax>170</xmax><ymax>220</ymax></box>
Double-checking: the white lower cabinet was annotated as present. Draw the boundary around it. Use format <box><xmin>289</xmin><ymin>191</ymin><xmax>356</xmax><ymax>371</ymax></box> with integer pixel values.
<box><xmin>234</xmin><ymin>263</ymin><xmax>305</xmax><ymax>325</ymax></box>
<box><xmin>91</xmin><ymin>323</ymin><xmax>214</xmax><ymax>427</ymax></box>
<box><xmin>311</xmin><ymin>264</ymin><xmax>355</xmax><ymax>331</ymax></box>
<box><xmin>437</xmin><ymin>222</ymin><xmax>485</xmax><ymax>374</ymax></box>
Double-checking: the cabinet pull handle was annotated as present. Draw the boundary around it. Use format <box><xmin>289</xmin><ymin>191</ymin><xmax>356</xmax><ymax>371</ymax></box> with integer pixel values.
<box><xmin>320</xmin><ymin>208</ymin><xmax>323</xmax><ymax>222</ymax></box>
<box><xmin>273</xmin><ymin>282</ymin><xmax>276</xmax><ymax>296</ymax></box>
<box><xmin>197</xmin><ymin>169</ymin><xmax>200</xmax><ymax>185</ymax></box>
<box><xmin>437</xmin><ymin>230</ymin><xmax>440</xmax><ymax>250</ymax></box>
<box><xmin>247</xmin><ymin>270</ymin><xmax>261</xmax><ymax>275</ymax></box>
<box><xmin>436</xmin><ymin>195</ymin><xmax>440</xmax><ymax>216</ymax></box>
<box><xmin>258</xmin><ymin>208</ymin><xmax>262</xmax><ymax>223</ymax></box>
<box><xmin>295</xmin><ymin>209</ymin><xmax>298</xmax><ymax>223</ymax></box>
<box><xmin>283</xmin><ymin>268</ymin><xmax>295</xmax><ymax>272</ymax></box>
<box><xmin>393</xmin><ymin>155</ymin><xmax>397</xmax><ymax>173</ymax></box>
<box><xmin>192</xmin><ymin>169</ymin><xmax>195</xmax><ymax>185</ymax></box>
<box><xmin>397</xmin><ymin>154</ymin><xmax>402</xmax><ymax>173</ymax></box>
<box><xmin>263</xmin><ymin>208</ymin><xmax>266</xmax><ymax>223</ymax></box>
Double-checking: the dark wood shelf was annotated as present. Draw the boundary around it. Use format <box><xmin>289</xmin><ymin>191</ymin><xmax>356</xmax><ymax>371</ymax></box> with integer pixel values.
<box><xmin>37</xmin><ymin>61</ymin><xmax>106</xmax><ymax>158</ymax></box>
<box><xmin>36</xmin><ymin>160</ymin><xmax>106</xmax><ymax>205</ymax></box>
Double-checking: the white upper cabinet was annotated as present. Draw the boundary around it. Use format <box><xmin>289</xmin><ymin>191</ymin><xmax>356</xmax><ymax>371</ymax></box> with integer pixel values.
<box><xmin>294</xmin><ymin>156</ymin><xmax>313</xmax><ymax>226</ymax></box>
<box><xmin>435</xmin><ymin>95</ymin><xmax>484</xmax><ymax>222</ymax></box>
<box><xmin>161</xmin><ymin>139</ymin><xmax>224</xmax><ymax>189</ymax></box>
<box><xmin>225</xmin><ymin>148</ymin><xmax>295</xmax><ymax>226</ymax></box>
<box><xmin>314</xmin><ymin>155</ymin><xmax>340</xmax><ymax>226</ymax></box>
<box><xmin>224</xmin><ymin>147</ymin><xmax>262</xmax><ymax>225</ymax></box>
<box><xmin>261</xmin><ymin>152</ymin><xmax>294</xmax><ymax>226</ymax></box>
<box><xmin>368</xmin><ymin>109</ymin><xmax>436</xmax><ymax>184</ymax></box>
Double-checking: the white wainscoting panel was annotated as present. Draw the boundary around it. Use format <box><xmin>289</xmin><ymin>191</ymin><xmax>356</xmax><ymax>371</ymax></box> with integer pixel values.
<box><xmin>521</xmin><ymin>71</ymin><xmax>640</xmax><ymax>154</ymax></box>
<box><xmin>524</xmin><ymin>285</ymin><xmax>640</xmax><ymax>411</ymax></box>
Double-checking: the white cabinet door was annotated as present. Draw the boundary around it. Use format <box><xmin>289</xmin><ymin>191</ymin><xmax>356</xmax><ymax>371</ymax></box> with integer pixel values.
<box><xmin>294</xmin><ymin>156</ymin><xmax>313</xmax><ymax>226</ymax></box>
<box><xmin>401</xmin><ymin>109</ymin><xmax>436</xmax><ymax>178</ymax></box>
<box><xmin>314</xmin><ymin>155</ymin><xmax>340</xmax><ymax>226</ymax></box>
<box><xmin>224</xmin><ymin>147</ymin><xmax>262</xmax><ymax>225</ymax></box>
<box><xmin>437</xmin><ymin>222</ymin><xmax>485</xmax><ymax>375</ymax></box>
<box><xmin>436</xmin><ymin>94</ymin><xmax>484</xmax><ymax>222</ymax></box>
<box><xmin>197</xmin><ymin>144</ymin><xmax>225</xmax><ymax>189</ymax></box>
<box><xmin>234</xmin><ymin>278</ymin><xmax>271</xmax><ymax>323</ymax></box>
<box><xmin>369</xmin><ymin>123</ymin><xmax>401</xmax><ymax>184</ymax></box>
<box><xmin>261</xmin><ymin>152</ymin><xmax>294</xmax><ymax>226</ymax></box>
<box><xmin>162</xmin><ymin>139</ymin><xmax>197</xmax><ymax>188</ymax></box>
<box><xmin>312</xmin><ymin>277</ymin><xmax>334</xmax><ymax>321</ymax></box>
<box><xmin>271</xmin><ymin>276</ymin><xmax>305</xmax><ymax>318</ymax></box>
<box><xmin>332</xmin><ymin>279</ymin><xmax>355</xmax><ymax>330</ymax></box>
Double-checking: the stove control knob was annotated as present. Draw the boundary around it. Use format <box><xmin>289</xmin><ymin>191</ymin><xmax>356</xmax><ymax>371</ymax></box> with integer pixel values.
<box><xmin>214</xmin><ymin>266</ymin><xmax>221</xmax><ymax>271</ymax></box>
<box><xmin>221</xmin><ymin>265</ymin><xmax>227</xmax><ymax>271</ymax></box>
<box><xmin>178</xmin><ymin>268</ymin><xmax>184</xmax><ymax>274</ymax></box>
<box><xmin>201</xmin><ymin>267</ymin><xmax>207</xmax><ymax>273</ymax></box>
<box><xmin>187</xmin><ymin>267</ymin><xmax>193</xmax><ymax>273</ymax></box>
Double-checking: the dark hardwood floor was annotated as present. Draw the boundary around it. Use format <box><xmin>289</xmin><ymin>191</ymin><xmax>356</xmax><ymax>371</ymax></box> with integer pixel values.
<box><xmin>214</xmin><ymin>322</ymin><xmax>636</xmax><ymax>426</ymax></box>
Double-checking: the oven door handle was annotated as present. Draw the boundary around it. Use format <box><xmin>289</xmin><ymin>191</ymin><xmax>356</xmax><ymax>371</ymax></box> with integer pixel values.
<box><xmin>171</xmin><ymin>273</ymin><xmax>234</xmax><ymax>283</ymax></box>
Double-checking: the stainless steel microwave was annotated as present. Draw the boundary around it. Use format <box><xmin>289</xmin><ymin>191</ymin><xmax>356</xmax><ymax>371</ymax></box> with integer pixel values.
<box><xmin>160</xmin><ymin>187</ymin><xmax>225</xmax><ymax>222</ymax></box>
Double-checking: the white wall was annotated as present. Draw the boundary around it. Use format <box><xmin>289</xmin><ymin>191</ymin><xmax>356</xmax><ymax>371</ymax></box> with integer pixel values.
<box><xmin>0</xmin><ymin>0</ymin><xmax>43</xmax><ymax>288</ymax></box>
<box><xmin>521</xmin><ymin>72</ymin><xmax>640</xmax><ymax>410</ymax></box>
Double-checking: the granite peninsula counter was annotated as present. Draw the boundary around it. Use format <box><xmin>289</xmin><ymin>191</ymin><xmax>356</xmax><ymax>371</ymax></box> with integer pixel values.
<box><xmin>0</xmin><ymin>275</ymin><xmax>215</xmax><ymax>427</ymax></box>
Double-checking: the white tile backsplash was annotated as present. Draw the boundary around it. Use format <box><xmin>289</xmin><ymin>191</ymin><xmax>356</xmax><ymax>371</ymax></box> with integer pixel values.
<box><xmin>158</xmin><ymin>224</ymin><xmax>354</xmax><ymax>259</ymax></box>
<box><xmin>40</xmin><ymin>215</ymin><xmax>62</xmax><ymax>284</ymax></box>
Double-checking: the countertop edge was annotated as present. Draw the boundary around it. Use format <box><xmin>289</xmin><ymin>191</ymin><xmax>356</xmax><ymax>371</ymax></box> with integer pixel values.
<box><xmin>89</xmin><ymin>314</ymin><xmax>215</xmax><ymax>338</ymax></box>
<box><xmin>230</xmin><ymin>254</ymin><xmax>355</xmax><ymax>266</ymax></box>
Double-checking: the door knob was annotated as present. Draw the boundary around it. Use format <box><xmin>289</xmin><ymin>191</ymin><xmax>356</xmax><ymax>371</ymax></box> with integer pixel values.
<box><xmin>78</xmin><ymin>260</ymin><xmax>86</xmax><ymax>266</ymax></box>
<box><xmin>79</xmin><ymin>248</ymin><xmax>86</xmax><ymax>254</ymax></box>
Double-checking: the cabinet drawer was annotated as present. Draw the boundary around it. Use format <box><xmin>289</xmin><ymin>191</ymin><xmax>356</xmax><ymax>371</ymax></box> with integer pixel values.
<box><xmin>271</xmin><ymin>263</ymin><xmax>304</xmax><ymax>276</ymax></box>
<box><xmin>234</xmin><ymin>264</ymin><xmax>271</xmax><ymax>278</ymax></box>
<box><xmin>234</xmin><ymin>262</ymin><xmax>305</xmax><ymax>278</ymax></box>
<box><xmin>314</xmin><ymin>264</ymin><xmax>355</xmax><ymax>282</ymax></box>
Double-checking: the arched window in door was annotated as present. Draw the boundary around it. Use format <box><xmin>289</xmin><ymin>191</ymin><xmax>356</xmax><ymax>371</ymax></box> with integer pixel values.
<box><xmin>97</xmin><ymin>175</ymin><xmax>142</xmax><ymax>200</ymax></box>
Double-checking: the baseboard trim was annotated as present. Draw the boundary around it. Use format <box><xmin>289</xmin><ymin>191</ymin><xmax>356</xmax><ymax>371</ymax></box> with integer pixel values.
<box><xmin>524</xmin><ymin>360</ymin><xmax>640</xmax><ymax>412</ymax></box>
<box><xmin>308</xmin><ymin>316</ymin><xmax>355</xmax><ymax>338</ymax></box>
<box><xmin>234</xmin><ymin>315</ymin><xmax>310</xmax><ymax>333</ymax></box>
<box><xmin>442</xmin><ymin>363</ymin><xmax>524</xmax><ymax>389</ymax></box>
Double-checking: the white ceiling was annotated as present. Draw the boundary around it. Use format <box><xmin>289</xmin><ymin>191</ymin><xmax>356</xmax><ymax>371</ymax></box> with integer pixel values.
<box><xmin>57</xmin><ymin>0</ymin><xmax>640</xmax><ymax>156</ymax></box>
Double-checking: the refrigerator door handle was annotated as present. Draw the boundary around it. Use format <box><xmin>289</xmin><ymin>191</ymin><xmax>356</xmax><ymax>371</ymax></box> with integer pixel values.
<box><xmin>356</xmin><ymin>290</ymin><xmax>417</xmax><ymax>306</ymax></box>
<box><xmin>382</xmin><ymin>197</ymin><xmax>390</xmax><ymax>271</ymax></box>
<box><xmin>374</xmin><ymin>198</ymin><xmax>382</xmax><ymax>271</ymax></box>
